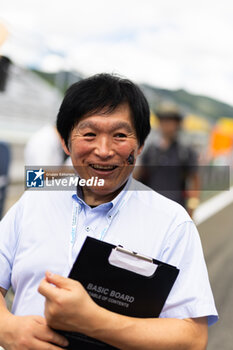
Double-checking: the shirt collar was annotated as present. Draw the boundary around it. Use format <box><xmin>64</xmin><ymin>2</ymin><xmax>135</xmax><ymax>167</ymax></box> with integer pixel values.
<box><xmin>72</xmin><ymin>175</ymin><xmax>133</xmax><ymax>217</ymax></box>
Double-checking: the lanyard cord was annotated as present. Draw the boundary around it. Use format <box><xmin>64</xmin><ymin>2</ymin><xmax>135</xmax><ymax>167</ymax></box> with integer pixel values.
<box><xmin>69</xmin><ymin>201</ymin><xmax>79</xmax><ymax>268</ymax></box>
<box><xmin>69</xmin><ymin>201</ymin><xmax>117</xmax><ymax>268</ymax></box>
<box><xmin>69</xmin><ymin>189</ymin><xmax>132</xmax><ymax>268</ymax></box>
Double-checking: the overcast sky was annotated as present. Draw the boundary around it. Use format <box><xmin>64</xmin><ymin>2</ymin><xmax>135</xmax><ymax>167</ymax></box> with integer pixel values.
<box><xmin>1</xmin><ymin>0</ymin><xmax>233</xmax><ymax>106</ymax></box>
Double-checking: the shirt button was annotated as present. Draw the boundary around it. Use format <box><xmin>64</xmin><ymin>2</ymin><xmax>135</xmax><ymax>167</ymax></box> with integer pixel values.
<box><xmin>86</xmin><ymin>226</ymin><xmax>90</xmax><ymax>232</ymax></box>
<box><xmin>108</xmin><ymin>215</ymin><xmax>112</xmax><ymax>219</ymax></box>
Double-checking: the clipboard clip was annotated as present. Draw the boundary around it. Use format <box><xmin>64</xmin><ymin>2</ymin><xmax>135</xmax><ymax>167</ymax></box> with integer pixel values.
<box><xmin>115</xmin><ymin>245</ymin><xmax>153</xmax><ymax>263</ymax></box>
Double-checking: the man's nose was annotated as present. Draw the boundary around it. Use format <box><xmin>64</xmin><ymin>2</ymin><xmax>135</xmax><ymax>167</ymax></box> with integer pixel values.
<box><xmin>94</xmin><ymin>136</ymin><xmax>114</xmax><ymax>159</ymax></box>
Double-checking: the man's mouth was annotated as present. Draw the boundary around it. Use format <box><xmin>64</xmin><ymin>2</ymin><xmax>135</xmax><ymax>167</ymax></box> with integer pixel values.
<box><xmin>90</xmin><ymin>164</ymin><xmax>118</xmax><ymax>171</ymax></box>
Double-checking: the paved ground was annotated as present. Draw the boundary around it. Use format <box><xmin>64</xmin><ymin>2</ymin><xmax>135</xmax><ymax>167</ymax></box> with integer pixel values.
<box><xmin>198</xmin><ymin>202</ymin><xmax>233</xmax><ymax>350</ymax></box>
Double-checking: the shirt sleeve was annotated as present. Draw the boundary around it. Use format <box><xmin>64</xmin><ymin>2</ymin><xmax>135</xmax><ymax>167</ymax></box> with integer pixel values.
<box><xmin>0</xmin><ymin>199</ymin><xmax>22</xmax><ymax>290</ymax></box>
<box><xmin>159</xmin><ymin>220</ymin><xmax>218</xmax><ymax>326</ymax></box>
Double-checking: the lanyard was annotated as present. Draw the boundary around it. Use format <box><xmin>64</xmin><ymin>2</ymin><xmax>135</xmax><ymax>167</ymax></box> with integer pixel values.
<box><xmin>69</xmin><ymin>201</ymin><xmax>115</xmax><ymax>268</ymax></box>
<box><xmin>69</xmin><ymin>188</ymin><xmax>132</xmax><ymax>268</ymax></box>
<box><xmin>69</xmin><ymin>201</ymin><xmax>79</xmax><ymax>268</ymax></box>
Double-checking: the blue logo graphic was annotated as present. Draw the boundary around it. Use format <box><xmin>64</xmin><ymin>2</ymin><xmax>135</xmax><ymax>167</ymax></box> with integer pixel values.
<box><xmin>26</xmin><ymin>169</ymin><xmax>45</xmax><ymax>188</ymax></box>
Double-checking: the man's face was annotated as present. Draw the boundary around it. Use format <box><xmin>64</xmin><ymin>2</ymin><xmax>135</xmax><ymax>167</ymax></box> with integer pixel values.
<box><xmin>159</xmin><ymin>118</ymin><xmax>181</xmax><ymax>140</ymax></box>
<box><xmin>63</xmin><ymin>103</ymin><xmax>143</xmax><ymax>205</ymax></box>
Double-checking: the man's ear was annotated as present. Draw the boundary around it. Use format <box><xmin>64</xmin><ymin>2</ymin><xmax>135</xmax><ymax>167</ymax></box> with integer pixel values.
<box><xmin>60</xmin><ymin>138</ymin><xmax>71</xmax><ymax>156</ymax></box>
<box><xmin>137</xmin><ymin>144</ymin><xmax>144</xmax><ymax>156</ymax></box>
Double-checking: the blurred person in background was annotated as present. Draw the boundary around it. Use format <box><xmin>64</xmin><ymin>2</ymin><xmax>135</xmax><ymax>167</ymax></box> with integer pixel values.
<box><xmin>136</xmin><ymin>104</ymin><xmax>200</xmax><ymax>218</ymax></box>
<box><xmin>25</xmin><ymin>124</ymin><xmax>71</xmax><ymax>166</ymax></box>
<box><xmin>0</xmin><ymin>142</ymin><xmax>10</xmax><ymax>219</ymax></box>
<box><xmin>0</xmin><ymin>52</ymin><xmax>11</xmax><ymax>220</ymax></box>
<box><xmin>0</xmin><ymin>55</ymin><xmax>11</xmax><ymax>92</ymax></box>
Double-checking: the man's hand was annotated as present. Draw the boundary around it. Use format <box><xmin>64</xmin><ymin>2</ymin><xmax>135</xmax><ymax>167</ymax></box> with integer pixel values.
<box><xmin>38</xmin><ymin>272</ymin><xmax>100</xmax><ymax>335</ymax></box>
<box><xmin>38</xmin><ymin>272</ymin><xmax>208</xmax><ymax>350</ymax></box>
<box><xmin>1</xmin><ymin>314</ymin><xmax>69</xmax><ymax>350</ymax></box>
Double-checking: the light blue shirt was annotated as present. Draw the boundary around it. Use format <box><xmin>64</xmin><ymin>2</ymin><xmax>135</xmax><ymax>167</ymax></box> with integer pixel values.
<box><xmin>0</xmin><ymin>178</ymin><xmax>218</xmax><ymax>325</ymax></box>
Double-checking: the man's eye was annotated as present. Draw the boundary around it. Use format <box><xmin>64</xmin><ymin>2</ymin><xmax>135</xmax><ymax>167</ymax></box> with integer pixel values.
<box><xmin>84</xmin><ymin>133</ymin><xmax>96</xmax><ymax>137</ymax></box>
<box><xmin>115</xmin><ymin>133</ymin><xmax>127</xmax><ymax>138</ymax></box>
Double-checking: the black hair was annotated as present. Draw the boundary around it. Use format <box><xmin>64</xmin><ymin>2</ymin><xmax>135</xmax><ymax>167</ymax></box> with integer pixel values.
<box><xmin>56</xmin><ymin>73</ymin><xmax>150</xmax><ymax>148</ymax></box>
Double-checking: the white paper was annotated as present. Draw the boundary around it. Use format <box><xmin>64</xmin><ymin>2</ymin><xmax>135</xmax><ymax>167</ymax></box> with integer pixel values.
<box><xmin>108</xmin><ymin>249</ymin><xmax>158</xmax><ymax>277</ymax></box>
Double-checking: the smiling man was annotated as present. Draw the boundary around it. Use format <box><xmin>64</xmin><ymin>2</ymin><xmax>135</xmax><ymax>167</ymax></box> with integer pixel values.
<box><xmin>0</xmin><ymin>74</ymin><xmax>218</xmax><ymax>350</ymax></box>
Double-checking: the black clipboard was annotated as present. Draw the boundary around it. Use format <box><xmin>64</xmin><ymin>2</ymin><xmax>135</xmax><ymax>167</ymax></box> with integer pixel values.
<box><xmin>58</xmin><ymin>237</ymin><xmax>179</xmax><ymax>349</ymax></box>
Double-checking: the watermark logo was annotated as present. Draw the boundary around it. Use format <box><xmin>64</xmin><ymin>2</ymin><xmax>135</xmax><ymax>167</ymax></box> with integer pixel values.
<box><xmin>26</xmin><ymin>168</ymin><xmax>45</xmax><ymax>188</ymax></box>
<box><xmin>45</xmin><ymin>176</ymin><xmax>104</xmax><ymax>188</ymax></box>
<box><xmin>25</xmin><ymin>166</ymin><xmax>106</xmax><ymax>190</ymax></box>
